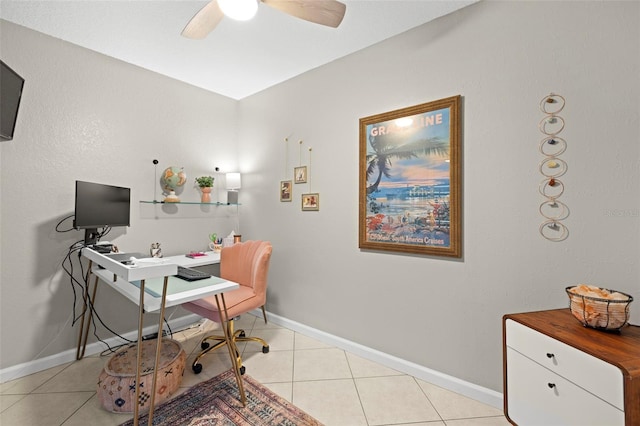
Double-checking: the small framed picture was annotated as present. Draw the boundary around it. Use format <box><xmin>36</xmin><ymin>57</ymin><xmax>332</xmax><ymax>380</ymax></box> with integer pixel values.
<box><xmin>280</xmin><ymin>180</ymin><xmax>292</xmax><ymax>202</ymax></box>
<box><xmin>302</xmin><ymin>193</ymin><xmax>319</xmax><ymax>211</ymax></box>
<box><xmin>294</xmin><ymin>166</ymin><xmax>307</xmax><ymax>184</ymax></box>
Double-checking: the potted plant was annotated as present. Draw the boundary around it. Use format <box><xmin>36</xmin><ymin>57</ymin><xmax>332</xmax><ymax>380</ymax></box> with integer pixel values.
<box><xmin>195</xmin><ymin>176</ymin><xmax>214</xmax><ymax>202</ymax></box>
<box><xmin>195</xmin><ymin>176</ymin><xmax>214</xmax><ymax>187</ymax></box>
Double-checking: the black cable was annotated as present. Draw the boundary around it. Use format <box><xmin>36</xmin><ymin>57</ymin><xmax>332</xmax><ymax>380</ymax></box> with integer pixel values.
<box><xmin>56</xmin><ymin>215</ymin><xmax>86</xmax><ymax>327</ymax></box>
<box><xmin>97</xmin><ymin>226</ymin><xmax>111</xmax><ymax>241</ymax></box>
<box><xmin>60</xmin><ymin>241</ymin><xmax>88</xmax><ymax>326</ymax></box>
<box><xmin>58</xmin><ymin>226</ymin><xmax>134</xmax><ymax>351</ymax></box>
<box><xmin>55</xmin><ymin>214</ymin><xmax>76</xmax><ymax>233</ymax></box>
<box><xmin>85</xmin><ymin>283</ymin><xmax>135</xmax><ymax>352</ymax></box>
<box><xmin>57</xmin><ymin>220</ymin><xmax>178</xmax><ymax>357</ymax></box>
<box><xmin>97</xmin><ymin>318</ymin><xmax>182</xmax><ymax>357</ymax></box>
<box><xmin>76</xmin><ymin>257</ymin><xmax>178</xmax><ymax>354</ymax></box>
<box><xmin>165</xmin><ymin>319</ymin><xmax>174</xmax><ymax>338</ymax></box>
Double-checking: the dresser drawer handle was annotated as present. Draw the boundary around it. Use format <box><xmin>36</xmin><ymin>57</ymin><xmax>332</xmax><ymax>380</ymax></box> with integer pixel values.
<box><xmin>546</xmin><ymin>353</ymin><xmax>555</xmax><ymax>358</ymax></box>
<box><xmin>548</xmin><ymin>383</ymin><xmax>556</xmax><ymax>389</ymax></box>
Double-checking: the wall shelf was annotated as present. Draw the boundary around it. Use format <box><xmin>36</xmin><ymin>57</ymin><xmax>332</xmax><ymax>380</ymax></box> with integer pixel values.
<box><xmin>139</xmin><ymin>201</ymin><xmax>240</xmax><ymax>206</ymax></box>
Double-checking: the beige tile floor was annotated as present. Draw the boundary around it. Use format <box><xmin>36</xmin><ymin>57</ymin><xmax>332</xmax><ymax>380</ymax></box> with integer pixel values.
<box><xmin>1</xmin><ymin>314</ymin><xmax>509</xmax><ymax>425</ymax></box>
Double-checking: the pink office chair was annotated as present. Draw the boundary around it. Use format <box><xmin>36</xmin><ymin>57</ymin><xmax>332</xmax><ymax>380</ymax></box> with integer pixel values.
<box><xmin>182</xmin><ymin>240</ymin><xmax>272</xmax><ymax>375</ymax></box>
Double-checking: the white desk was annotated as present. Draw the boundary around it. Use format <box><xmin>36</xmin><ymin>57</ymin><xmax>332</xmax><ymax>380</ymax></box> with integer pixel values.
<box><xmin>84</xmin><ymin>251</ymin><xmax>229</xmax><ymax>312</ymax></box>
<box><xmin>77</xmin><ymin>249</ymin><xmax>245</xmax><ymax>426</ymax></box>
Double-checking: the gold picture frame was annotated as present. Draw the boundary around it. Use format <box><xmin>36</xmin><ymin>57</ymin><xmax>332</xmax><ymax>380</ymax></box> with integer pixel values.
<box><xmin>359</xmin><ymin>95</ymin><xmax>462</xmax><ymax>257</ymax></box>
<box><xmin>280</xmin><ymin>180</ymin><xmax>292</xmax><ymax>202</ymax></box>
<box><xmin>294</xmin><ymin>166</ymin><xmax>307</xmax><ymax>184</ymax></box>
<box><xmin>302</xmin><ymin>193</ymin><xmax>319</xmax><ymax>211</ymax></box>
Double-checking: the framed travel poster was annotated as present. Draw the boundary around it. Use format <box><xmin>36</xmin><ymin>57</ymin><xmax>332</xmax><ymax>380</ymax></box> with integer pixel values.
<box><xmin>359</xmin><ymin>95</ymin><xmax>462</xmax><ymax>257</ymax></box>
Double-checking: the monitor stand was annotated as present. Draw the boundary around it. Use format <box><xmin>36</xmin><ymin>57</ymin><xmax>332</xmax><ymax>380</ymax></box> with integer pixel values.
<box><xmin>84</xmin><ymin>228</ymin><xmax>99</xmax><ymax>246</ymax></box>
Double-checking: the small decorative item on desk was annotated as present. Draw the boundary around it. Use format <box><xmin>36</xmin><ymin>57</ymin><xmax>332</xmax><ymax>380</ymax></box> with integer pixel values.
<box><xmin>222</xmin><ymin>231</ymin><xmax>237</xmax><ymax>247</ymax></box>
<box><xmin>195</xmin><ymin>176</ymin><xmax>215</xmax><ymax>203</ymax></box>
<box><xmin>150</xmin><ymin>242</ymin><xmax>163</xmax><ymax>258</ymax></box>
<box><xmin>208</xmin><ymin>233</ymin><xmax>222</xmax><ymax>253</ymax></box>
<box><xmin>186</xmin><ymin>251</ymin><xmax>207</xmax><ymax>258</ymax></box>
<box><xmin>566</xmin><ymin>284</ymin><xmax>633</xmax><ymax>331</ymax></box>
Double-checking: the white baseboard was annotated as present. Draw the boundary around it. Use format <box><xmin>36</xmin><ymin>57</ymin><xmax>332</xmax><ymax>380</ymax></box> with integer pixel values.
<box><xmin>0</xmin><ymin>314</ymin><xmax>202</xmax><ymax>384</ymax></box>
<box><xmin>2</xmin><ymin>310</ymin><xmax>504</xmax><ymax>411</ymax></box>
<box><xmin>256</xmin><ymin>309</ymin><xmax>504</xmax><ymax>410</ymax></box>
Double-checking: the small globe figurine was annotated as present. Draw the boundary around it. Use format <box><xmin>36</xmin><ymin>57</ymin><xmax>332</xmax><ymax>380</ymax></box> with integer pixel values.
<box><xmin>161</xmin><ymin>166</ymin><xmax>187</xmax><ymax>201</ymax></box>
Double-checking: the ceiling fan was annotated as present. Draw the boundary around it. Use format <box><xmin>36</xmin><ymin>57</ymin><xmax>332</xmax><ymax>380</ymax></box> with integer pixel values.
<box><xmin>181</xmin><ymin>0</ymin><xmax>347</xmax><ymax>39</ymax></box>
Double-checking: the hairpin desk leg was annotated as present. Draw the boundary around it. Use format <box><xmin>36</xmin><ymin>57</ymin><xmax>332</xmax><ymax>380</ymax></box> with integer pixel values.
<box><xmin>133</xmin><ymin>279</ymin><xmax>146</xmax><ymax>426</ymax></box>
<box><xmin>215</xmin><ymin>293</ymin><xmax>246</xmax><ymax>405</ymax></box>
<box><xmin>146</xmin><ymin>276</ymin><xmax>169</xmax><ymax>426</ymax></box>
<box><xmin>76</xmin><ymin>263</ymin><xmax>98</xmax><ymax>360</ymax></box>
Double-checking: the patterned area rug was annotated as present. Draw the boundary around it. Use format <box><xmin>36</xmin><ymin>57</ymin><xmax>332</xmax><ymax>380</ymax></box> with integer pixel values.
<box><xmin>120</xmin><ymin>370</ymin><xmax>323</xmax><ymax>425</ymax></box>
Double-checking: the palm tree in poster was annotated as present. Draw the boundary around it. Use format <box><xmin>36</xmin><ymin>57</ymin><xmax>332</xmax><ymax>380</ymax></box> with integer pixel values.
<box><xmin>365</xmin><ymin>131</ymin><xmax>449</xmax><ymax>195</ymax></box>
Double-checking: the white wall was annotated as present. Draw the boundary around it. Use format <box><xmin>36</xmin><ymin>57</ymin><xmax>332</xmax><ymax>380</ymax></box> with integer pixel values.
<box><xmin>0</xmin><ymin>20</ymin><xmax>240</xmax><ymax>370</ymax></box>
<box><xmin>237</xmin><ymin>0</ymin><xmax>639</xmax><ymax>392</ymax></box>
<box><xmin>1</xmin><ymin>0</ymin><xmax>638</xmax><ymax>396</ymax></box>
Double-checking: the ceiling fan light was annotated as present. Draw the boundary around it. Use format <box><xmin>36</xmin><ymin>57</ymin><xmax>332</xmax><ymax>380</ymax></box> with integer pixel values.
<box><xmin>218</xmin><ymin>0</ymin><xmax>258</xmax><ymax>21</ymax></box>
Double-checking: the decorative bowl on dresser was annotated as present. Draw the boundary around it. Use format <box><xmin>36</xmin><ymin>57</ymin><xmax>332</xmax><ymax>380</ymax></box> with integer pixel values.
<box><xmin>503</xmin><ymin>309</ymin><xmax>640</xmax><ymax>425</ymax></box>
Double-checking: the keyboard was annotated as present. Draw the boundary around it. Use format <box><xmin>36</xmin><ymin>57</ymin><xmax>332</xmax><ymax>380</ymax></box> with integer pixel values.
<box><xmin>174</xmin><ymin>266</ymin><xmax>211</xmax><ymax>282</ymax></box>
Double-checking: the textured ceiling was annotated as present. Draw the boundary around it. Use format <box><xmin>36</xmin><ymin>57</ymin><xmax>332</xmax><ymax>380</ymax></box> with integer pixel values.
<box><xmin>0</xmin><ymin>1</ymin><xmax>476</xmax><ymax>99</ymax></box>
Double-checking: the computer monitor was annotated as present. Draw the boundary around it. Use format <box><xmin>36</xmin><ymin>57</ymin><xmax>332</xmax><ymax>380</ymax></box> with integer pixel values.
<box><xmin>73</xmin><ymin>180</ymin><xmax>131</xmax><ymax>245</ymax></box>
<box><xmin>0</xmin><ymin>60</ymin><xmax>25</xmax><ymax>141</ymax></box>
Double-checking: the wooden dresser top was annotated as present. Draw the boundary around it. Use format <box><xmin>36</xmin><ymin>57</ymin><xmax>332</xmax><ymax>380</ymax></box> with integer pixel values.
<box><xmin>503</xmin><ymin>309</ymin><xmax>640</xmax><ymax>378</ymax></box>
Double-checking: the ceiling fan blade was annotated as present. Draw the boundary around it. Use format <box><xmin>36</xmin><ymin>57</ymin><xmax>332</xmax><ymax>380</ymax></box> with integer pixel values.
<box><xmin>181</xmin><ymin>0</ymin><xmax>224</xmax><ymax>39</ymax></box>
<box><xmin>262</xmin><ymin>0</ymin><xmax>346</xmax><ymax>28</ymax></box>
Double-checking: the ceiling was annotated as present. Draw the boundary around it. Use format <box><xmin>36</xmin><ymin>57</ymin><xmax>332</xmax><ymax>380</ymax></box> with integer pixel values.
<box><xmin>0</xmin><ymin>1</ymin><xmax>476</xmax><ymax>100</ymax></box>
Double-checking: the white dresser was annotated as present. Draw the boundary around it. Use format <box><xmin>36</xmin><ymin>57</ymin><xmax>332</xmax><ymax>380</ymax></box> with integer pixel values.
<box><xmin>503</xmin><ymin>309</ymin><xmax>640</xmax><ymax>425</ymax></box>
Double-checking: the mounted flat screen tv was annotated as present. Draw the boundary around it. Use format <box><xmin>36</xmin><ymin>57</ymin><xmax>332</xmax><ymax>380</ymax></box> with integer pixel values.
<box><xmin>0</xmin><ymin>60</ymin><xmax>25</xmax><ymax>141</ymax></box>
<box><xmin>74</xmin><ymin>180</ymin><xmax>131</xmax><ymax>245</ymax></box>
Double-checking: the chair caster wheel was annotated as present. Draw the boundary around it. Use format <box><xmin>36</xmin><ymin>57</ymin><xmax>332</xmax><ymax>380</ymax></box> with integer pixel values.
<box><xmin>239</xmin><ymin>331</ymin><xmax>246</xmax><ymax>338</ymax></box>
<box><xmin>201</xmin><ymin>342</ymin><xmax>210</xmax><ymax>350</ymax></box>
<box><xmin>192</xmin><ymin>363</ymin><xmax>203</xmax><ymax>374</ymax></box>
<box><xmin>262</xmin><ymin>345</ymin><xmax>269</xmax><ymax>354</ymax></box>
<box><xmin>240</xmin><ymin>366</ymin><xmax>246</xmax><ymax>375</ymax></box>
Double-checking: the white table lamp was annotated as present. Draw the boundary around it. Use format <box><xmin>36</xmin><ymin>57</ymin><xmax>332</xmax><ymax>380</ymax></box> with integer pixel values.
<box><xmin>226</xmin><ymin>172</ymin><xmax>241</xmax><ymax>204</ymax></box>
